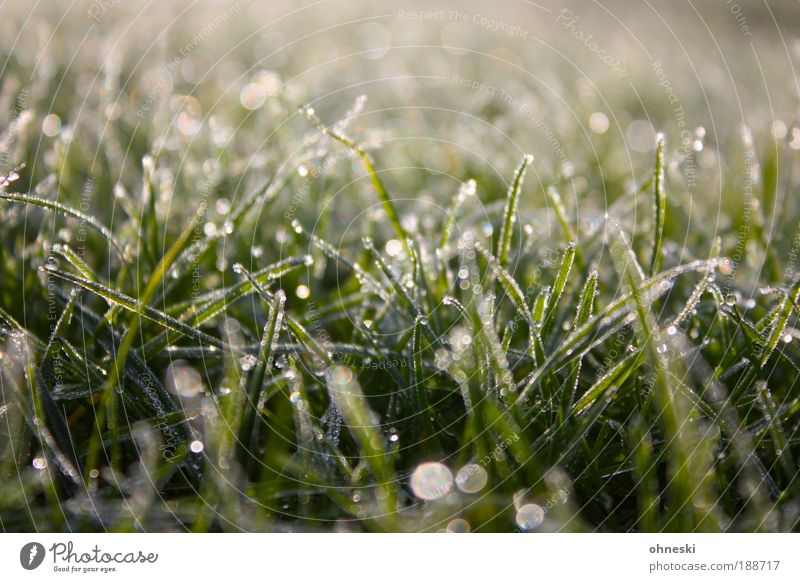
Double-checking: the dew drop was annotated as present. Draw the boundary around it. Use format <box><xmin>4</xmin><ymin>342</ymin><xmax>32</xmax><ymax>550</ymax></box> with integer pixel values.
<box><xmin>240</xmin><ymin>83</ymin><xmax>267</xmax><ymax>110</ymax></box>
<box><xmin>516</xmin><ymin>503</ymin><xmax>545</xmax><ymax>530</ymax></box>
<box><xmin>455</xmin><ymin>463</ymin><xmax>488</xmax><ymax>494</ymax></box>
<box><xmin>165</xmin><ymin>361</ymin><xmax>204</xmax><ymax>398</ymax></box>
<box><xmin>42</xmin><ymin>113</ymin><xmax>61</xmax><ymax>137</ymax></box>
<box><xmin>410</xmin><ymin>462</ymin><xmax>453</xmax><ymax>501</ymax></box>
<box><xmin>329</xmin><ymin>366</ymin><xmax>353</xmax><ymax>385</ymax></box>
<box><xmin>240</xmin><ymin>354</ymin><xmax>258</xmax><ymax>371</ymax></box>
<box><xmin>446</xmin><ymin>518</ymin><xmax>471</xmax><ymax>533</ymax></box>
<box><xmin>385</xmin><ymin>239</ymin><xmax>403</xmax><ymax>257</ymax></box>
<box><xmin>589</xmin><ymin>112</ymin><xmax>609</xmax><ymax>134</ymax></box>
<box><xmin>203</xmin><ymin>222</ymin><xmax>218</xmax><ymax>237</ymax></box>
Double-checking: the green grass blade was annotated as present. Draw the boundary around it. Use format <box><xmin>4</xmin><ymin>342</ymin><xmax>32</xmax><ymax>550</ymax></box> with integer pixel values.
<box><xmin>497</xmin><ymin>154</ymin><xmax>533</xmax><ymax>267</ymax></box>
<box><xmin>649</xmin><ymin>134</ymin><xmax>666</xmax><ymax>276</ymax></box>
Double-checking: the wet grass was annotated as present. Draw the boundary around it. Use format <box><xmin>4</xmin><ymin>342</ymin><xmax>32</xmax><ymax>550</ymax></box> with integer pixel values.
<box><xmin>1</xmin><ymin>2</ymin><xmax>800</xmax><ymax>533</ymax></box>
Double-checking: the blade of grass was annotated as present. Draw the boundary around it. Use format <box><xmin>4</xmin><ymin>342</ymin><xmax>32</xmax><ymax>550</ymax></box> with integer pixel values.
<box><xmin>497</xmin><ymin>154</ymin><xmax>533</xmax><ymax>267</ymax></box>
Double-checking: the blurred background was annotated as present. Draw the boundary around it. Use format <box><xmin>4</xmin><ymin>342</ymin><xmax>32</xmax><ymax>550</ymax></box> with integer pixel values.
<box><xmin>2</xmin><ymin>0</ymin><xmax>800</xmax><ymax>533</ymax></box>
<box><xmin>2</xmin><ymin>0</ymin><xmax>798</xmax><ymax>231</ymax></box>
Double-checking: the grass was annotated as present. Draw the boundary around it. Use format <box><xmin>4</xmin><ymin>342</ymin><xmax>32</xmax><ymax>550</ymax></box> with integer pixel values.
<box><xmin>1</xmin><ymin>1</ymin><xmax>800</xmax><ymax>533</ymax></box>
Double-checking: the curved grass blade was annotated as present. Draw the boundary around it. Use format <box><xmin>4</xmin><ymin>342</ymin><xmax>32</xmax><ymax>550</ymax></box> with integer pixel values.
<box><xmin>760</xmin><ymin>276</ymin><xmax>800</xmax><ymax>368</ymax></box>
<box><xmin>239</xmin><ymin>290</ymin><xmax>286</xmax><ymax>469</ymax></box>
<box><xmin>303</xmin><ymin>106</ymin><xmax>409</xmax><ymax>250</ymax></box>
<box><xmin>541</xmin><ymin>241</ymin><xmax>576</xmax><ymax>338</ymax></box>
<box><xmin>233</xmin><ymin>263</ymin><xmax>332</xmax><ymax>366</ymax></box>
<box><xmin>0</xmin><ymin>192</ymin><xmax>125</xmax><ymax>257</ymax></box>
<box><xmin>43</xmin><ymin>266</ymin><xmax>226</xmax><ymax>350</ymax></box>
<box><xmin>497</xmin><ymin>154</ymin><xmax>533</xmax><ymax>267</ymax></box>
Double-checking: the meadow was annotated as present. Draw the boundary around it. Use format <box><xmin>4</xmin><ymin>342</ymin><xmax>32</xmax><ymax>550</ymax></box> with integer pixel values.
<box><xmin>0</xmin><ymin>0</ymin><xmax>799</xmax><ymax>532</ymax></box>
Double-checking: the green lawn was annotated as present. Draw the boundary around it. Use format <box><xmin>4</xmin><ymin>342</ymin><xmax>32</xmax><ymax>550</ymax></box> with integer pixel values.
<box><xmin>1</xmin><ymin>0</ymin><xmax>799</xmax><ymax>532</ymax></box>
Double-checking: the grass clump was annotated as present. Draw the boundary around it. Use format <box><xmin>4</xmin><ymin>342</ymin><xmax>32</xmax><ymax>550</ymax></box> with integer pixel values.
<box><xmin>1</xmin><ymin>1</ymin><xmax>799</xmax><ymax>533</ymax></box>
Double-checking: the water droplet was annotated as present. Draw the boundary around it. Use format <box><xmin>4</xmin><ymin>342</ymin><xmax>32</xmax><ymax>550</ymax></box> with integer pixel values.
<box><xmin>446</xmin><ymin>518</ymin><xmax>471</xmax><ymax>533</ymax></box>
<box><xmin>190</xmin><ymin>440</ymin><xmax>204</xmax><ymax>453</ymax></box>
<box><xmin>240</xmin><ymin>354</ymin><xmax>258</xmax><ymax>371</ymax></box>
<box><xmin>782</xmin><ymin>333</ymin><xmax>793</xmax><ymax>344</ymax></box>
<box><xmin>772</xmin><ymin>120</ymin><xmax>788</xmax><ymax>139</ymax></box>
<box><xmin>215</xmin><ymin>198</ymin><xmax>231</xmax><ymax>215</ymax></box>
<box><xmin>410</xmin><ymin>462</ymin><xmax>453</xmax><ymax>501</ymax></box>
<box><xmin>165</xmin><ymin>361</ymin><xmax>204</xmax><ymax>398</ymax></box>
<box><xmin>667</xmin><ymin>325</ymin><xmax>677</xmax><ymax>336</ymax></box>
<box><xmin>240</xmin><ymin>83</ymin><xmax>267</xmax><ymax>110</ymax></box>
<box><xmin>329</xmin><ymin>366</ymin><xmax>353</xmax><ymax>385</ymax></box>
<box><xmin>589</xmin><ymin>112</ymin><xmax>609</xmax><ymax>134</ymax></box>
<box><xmin>385</xmin><ymin>239</ymin><xmax>403</xmax><ymax>257</ymax></box>
<box><xmin>516</xmin><ymin>503</ymin><xmax>545</xmax><ymax>530</ymax></box>
<box><xmin>42</xmin><ymin>113</ymin><xmax>61</xmax><ymax>137</ymax></box>
<box><xmin>455</xmin><ymin>464</ymin><xmax>488</xmax><ymax>494</ymax></box>
<box><xmin>296</xmin><ymin>284</ymin><xmax>310</xmax><ymax>299</ymax></box>
<box><xmin>32</xmin><ymin>456</ymin><xmax>47</xmax><ymax>470</ymax></box>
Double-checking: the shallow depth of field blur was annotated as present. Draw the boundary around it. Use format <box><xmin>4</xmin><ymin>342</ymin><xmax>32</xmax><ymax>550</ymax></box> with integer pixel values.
<box><xmin>1</xmin><ymin>0</ymin><xmax>800</xmax><ymax>532</ymax></box>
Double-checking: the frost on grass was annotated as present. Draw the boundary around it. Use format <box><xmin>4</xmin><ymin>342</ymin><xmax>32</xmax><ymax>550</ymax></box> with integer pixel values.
<box><xmin>0</xmin><ymin>3</ymin><xmax>799</xmax><ymax>533</ymax></box>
